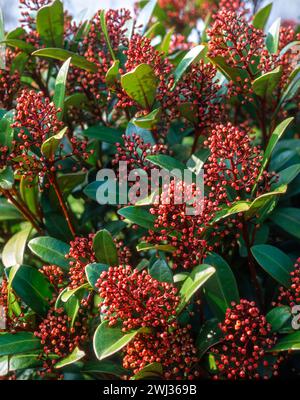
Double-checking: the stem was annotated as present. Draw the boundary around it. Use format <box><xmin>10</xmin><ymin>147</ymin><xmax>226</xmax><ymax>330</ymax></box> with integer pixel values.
<box><xmin>50</xmin><ymin>174</ymin><xmax>76</xmax><ymax>238</ymax></box>
<box><xmin>191</xmin><ymin>127</ymin><xmax>201</xmax><ymax>155</ymax></box>
<box><xmin>242</xmin><ymin>218</ymin><xmax>264</xmax><ymax>308</ymax></box>
<box><xmin>0</xmin><ymin>189</ymin><xmax>43</xmax><ymax>234</ymax></box>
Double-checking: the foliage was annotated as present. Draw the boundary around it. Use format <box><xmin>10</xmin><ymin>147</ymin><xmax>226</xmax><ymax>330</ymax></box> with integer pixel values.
<box><xmin>0</xmin><ymin>0</ymin><xmax>299</xmax><ymax>381</ymax></box>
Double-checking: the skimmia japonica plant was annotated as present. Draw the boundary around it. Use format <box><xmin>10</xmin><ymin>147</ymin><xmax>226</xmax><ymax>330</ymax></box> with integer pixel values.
<box><xmin>0</xmin><ymin>0</ymin><xmax>299</xmax><ymax>381</ymax></box>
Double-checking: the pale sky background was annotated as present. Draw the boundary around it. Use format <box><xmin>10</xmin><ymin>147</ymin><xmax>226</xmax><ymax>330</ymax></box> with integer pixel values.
<box><xmin>0</xmin><ymin>0</ymin><xmax>299</xmax><ymax>30</ymax></box>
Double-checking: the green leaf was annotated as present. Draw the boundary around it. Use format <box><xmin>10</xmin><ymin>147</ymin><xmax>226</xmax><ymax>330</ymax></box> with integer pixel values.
<box><xmin>209</xmin><ymin>55</ymin><xmax>242</xmax><ymax>82</ymax></box>
<box><xmin>273</xmin><ymin>164</ymin><xmax>300</xmax><ymax>188</ymax></box>
<box><xmin>0</xmin><ymin>332</ymin><xmax>41</xmax><ymax>356</ymax></box>
<box><xmin>82</xmin><ymin>360</ymin><xmax>128</xmax><ymax>377</ymax></box>
<box><xmin>136</xmin><ymin>242</ymin><xmax>176</xmax><ymax>253</ymax></box>
<box><xmin>83</xmin><ymin>125</ymin><xmax>124</xmax><ymax>144</ymax></box>
<box><xmin>146</xmin><ymin>154</ymin><xmax>187</xmax><ymax>179</ymax></box>
<box><xmin>105</xmin><ymin>60</ymin><xmax>120</xmax><ymax>86</ymax></box>
<box><xmin>85</xmin><ymin>263</ymin><xmax>109</xmax><ymax>290</ymax></box>
<box><xmin>196</xmin><ymin>319</ymin><xmax>223</xmax><ymax>358</ymax></box>
<box><xmin>99</xmin><ymin>10</ymin><xmax>116</xmax><ymax>61</ymax></box>
<box><xmin>0</xmin><ymin>110</ymin><xmax>14</xmax><ymax>150</ymax></box>
<box><xmin>11</xmin><ymin>264</ymin><xmax>54</xmax><ymax>315</ymax></box>
<box><xmin>55</xmin><ymin>347</ymin><xmax>85</xmax><ymax>369</ymax></box>
<box><xmin>252</xmin><ymin>3</ymin><xmax>273</xmax><ymax>30</ymax></box>
<box><xmin>266</xmin><ymin>306</ymin><xmax>292</xmax><ymax>333</ymax></box>
<box><xmin>149</xmin><ymin>258</ymin><xmax>173</xmax><ymax>283</ymax></box>
<box><xmin>212</xmin><ymin>201</ymin><xmax>250</xmax><ymax>223</ymax></box>
<box><xmin>245</xmin><ymin>185</ymin><xmax>287</xmax><ymax>219</ymax></box>
<box><xmin>36</xmin><ymin>0</ymin><xmax>64</xmax><ymax>48</ymax></box>
<box><xmin>251</xmin><ymin>244</ymin><xmax>294</xmax><ymax>287</ymax></box>
<box><xmin>270</xmin><ymin>207</ymin><xmax>300</xmax><ymax>239</ymax></box>
<box><xmin>60</xmin><ymin>284</ymin><xmax>89</xmax><ymax>303</ymax></box>
<box><xmin>93</xmin><ymin>229</ymin><xmax>119</xmax><ymax>266</ymax></box>
<box><xmin>269</xmin><ymin>332</ymin><xmax>300</xmax><ymax>352</ymax></box>
<box><xmin>0</xmin><ymin>39</ymin><xmax>35</xmax><ymax>54</ymax></box>
<box><xmin>28</xmin><ymin>236</ymin><xmax>70</xmax><ymax>270</ymax></box>
<box><xmin>203</xmin><ymin>253</ymin><xmax>239</xmax><ymax>319</ymax></box>
<box><xmin>121</xmin><ymin>63</ymin><xmax>158</xmax><ymax>109</ymax></box>
<box><xmin>132</xmin><ymin>108</ymin><xmax>161</xmax><ymax>129</ymax></box>
<box><xmin>32</xmin><ymin>48</ymin><xmax>98</xmax><ymax>72</ymax></box>
<box><xmin>2</xmin><ymin>224</ymin><xmax>32</xmax><ymax>268</ymax></box>
<box><xmin>41</xmin><ymin>127</ymin><xmax>67</xmax><ymax>159</ymax></box>
<box><xmin>0</xmin><ymin>356</ymin><xmax>8</xmax><ymax>376</ymax></box>
<box><xmin>0</xmin><ymin>198</ymin><xmax>22</xmax><ymax>221</ymax></box>
<box><xmin>20</xmin><ymin>176</ymin><xmax>39</xmax><ymax>215</ymax></box>
<box><xmin>160</xmin><ymin>28</ymin><xmax>174</xmax><ymax>55</ymax></box>
<box><xmin>254</xmin><ymin>117</ymin><xmax>294</xmax><ymax>188</ymax></box>
<box><xmin>0</xmin><ymin>167</ymin><xmax>14</xmax><ymax>190</ymax></box>
<box><xmin>177</xmin><ymin>264</ymin><xmax>215</xmax><ymax>313</ymax></box>
<box><xmin>118</xmin><ymin>206</ymin><xmax>156</xmax><ymax>229</ymax></box>
<box><xmin>9</xmin><ymin>353</ymin><xmax>41</xmax><ymax>371</ymax></box>
<box><xmin>136</xmin><ymin>0</ymin><xmax>157</xmax><ymax>35</ymax></box>
<box><xmin>172</xmin><ymin>45</ymin><xmax>206</xmax><ymax>89</ymax></box>
<box><xmin>131</xmin><ymin>362</ymin><xmax>163</xmax><ymax>380</ymax></box>
<box><xmin>252</xmin><ymin>66</ymin><xmax>282</xmax><ymax>99</ymax></box>
<box><xmin>266</xmin><ymin>17</ymin><xmax>281</xmax><ymax>54</ymax></box>
<box><xmin>53</xmin><ymin>58</ymin><xmax>71</xmax><ymax>120</ymax></box>
<box><xmin>93</xmin><ymin>321</ymin><xmax>140</xmax><ymax>361</ymax></box>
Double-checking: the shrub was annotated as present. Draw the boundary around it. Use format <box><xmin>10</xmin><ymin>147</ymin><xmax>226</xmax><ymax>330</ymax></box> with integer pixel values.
<box><xmin>0</xmin><ymin>0</ymin><xmax>299</xmax><ymax>381</ymax></box>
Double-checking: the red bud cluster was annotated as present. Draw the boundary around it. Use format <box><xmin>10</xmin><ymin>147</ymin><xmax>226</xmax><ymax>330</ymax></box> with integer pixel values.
<box><xmin>96</xmin><ymin>265</ymin><xmax>180</xmax><ymax>331</ymax></box>
<box><xmin>123</xmin><ymin>326</ymin><xmax>199</xmax><ymax>379</ymax></box>
<box><xmin>211</xmin><ymin>299</ymin><xmax>282</xmax><ymax>379</ymax></box>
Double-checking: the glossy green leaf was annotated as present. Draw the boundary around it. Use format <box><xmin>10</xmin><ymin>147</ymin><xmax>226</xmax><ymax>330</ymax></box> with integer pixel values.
<box><xmin>11</xmin><ymin>264</ymin><xmax>54</xmax><ymax>315</ymax></box>
<box><xmin>254</xmin><ymin>117</ymin><xmax>294</xmax><ymax>188</ymax></box>
<box><xmin>2</xmin><ymin>224</ymin><xmax>32</xmax><ymax>268</ymax></box>
<box><xmin>118</xmin><ymin>206</ymin><xmax>156</xmax><ymax>229</ymax></box>
<box><xmin>105</xmin><ymin>60</ymin><xmax>120</xmax><ymax>86</ymax></box>
<box><xmin>212</xmin><ymin>201</ymin><xmax>250</xmax><ymax>223</ymax></box>
<box><xmin>149</xmin><ymin>258</ymin><xmax>173</xmax><ymax>283</ymax></box>
<box><xmin>196</xmin><ymin>319</ymin><xmax>223</xmax><ymax>358</ymax></box>
<box><xmin>136</xmin><ymin>0</ymin><xmax>157</xmax><ymax>35</ymax></box>
<box><xmin>28</xmin><ymin>236</ymin><xmax>70</xmax><ymax>270</ymax></box>
<box><xmin>270</xmin><ymin>207</ymin><xmax>300</xmax><ymax>239</ymax></box>
<box><xmin>266</xmin><ymin>18</ymin><xmax>281</xmax><ymax>54</ymax></box>
<box><xmin>36</xmin><ymin>0</ymin><xmax>64</xmax><ymax>48</ymax></box>
<box><xmin>136</xmin><ymin>242</ymin><xmax>176</xmax><ymax>253</ymax></box>
<box><xmin>0</xmin><ymin>39</ymin><xmax>35</xmax><ymax>54</ymax></box>
<box><xmin>53</xmin><ymin>58</ymin><xmax>71</xmax><ymax>120</ymax></box>
<box><xmin>266</xmin><ymin>306</ymin><xmax>292</xmax><ymax>333</ymax></box>
<box><xmin>273</xmin><ymin>164</ymin><xmax>300</xmax><ymax>188</ymax></box>
<box><xmin>146</xmin><ymin>154</ymin><xmax>187</xmax><ymax>179</ymax></box>
<box><xmin>0</xmin><ymin>332</ymin><xmax>41</xmax><ymax>356</ymax></box>
<box><xmin>82</xmin><ymin>360</ymin><xmax>128</xmax><ymax>377</ymax></box>
<box><xmin>93</xmin><ymin>321</ymin><xmax>140</xmax><ymax>361</ymax></box>
<box><xmin>252</xmin><ymin>3</ymin><xmax>273</xmax><ymax>30</ymax></box>
<box><xmin>269</xmin><ymin>332</ymin><xmax>300</xmax><ymax>352</ymax></box>
<box><xmin>83</xmin><ymin>125</ymin><xmax>124</xmax><ymax>144</ymax></box>
<box><xmin>41</xmin><ymin>127</ymin><xmax>67</xmax><ymax>159</ymax></box>
<box><xmin>203</xmin><ymin>253</ymin><xmax>239</xmax><ymax>319</ymax></box>
<box><xmin>93</xmin><ymin>229</ymin><xmax>119</xmax><ymax>266</ymax></box>
<box><xmin>0</xmin><ymin>167</ymin><xmax>14</xmax><ymax>190</ymax></box>
<box><xmin>20</xmin><ymin>176</ymin><xmax>39</xmax><ymax>216</ymax></box>
<box><xmin>32</xmin><ymin>48</ymin><xmax>98</xmax><ymax>72</ymax></box>
<box><xmin>85</xmin><ymin>263</ymin><xmax>109</xmax><ymax>290</ymax></box>
<box><xmin>172</xmin><ymin>45</ymin><xmax>205</xmax><ymax>89</ymax></box>
<box><xmin>55</xmin><ymin>347</ymin><xmax>85</xmax><ymax>369</ymax></box>
<box><xmin>252</xmin><ymin>66</ymin><xmax>282</xmax><ymax>99</ymax></box>
<box><xmin>9</xmin><ymin>353</ymin><xmax>41</xmax><ymax>371</ymax></box>
<box><xmin>177</xmin><ymin>264</ymin><xmax>215</xmax><ymax>313</ymax></box>
<box><xmin>121</xmin><ymin>63</ymin><xmax>158</xmax><ymax>109</ymax></box>
<box><xmin>132</xmin><ymin>108</ymin><xmax>161</xmax><ymax>129</ymax></box>
<box><xmin>99</xmin><ymin>10</ymin><xmax>116</xmax><ymax>61</ymax></box>
<box><xmin>131</xmin><ymin>362</ymin><xmax>163</xmax><ymax>380</ymax></box>
<box><xmin>251</xmin><ymin>244</ymin><xmax>294</xmax><ymax>287</ymax></box>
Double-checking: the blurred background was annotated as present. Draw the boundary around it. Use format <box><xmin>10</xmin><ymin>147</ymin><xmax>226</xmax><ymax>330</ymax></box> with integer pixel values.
<box><xmin>0</xmin><ymin>0</ymin><xmax>299</xmax><ymax>30</ymax></box>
